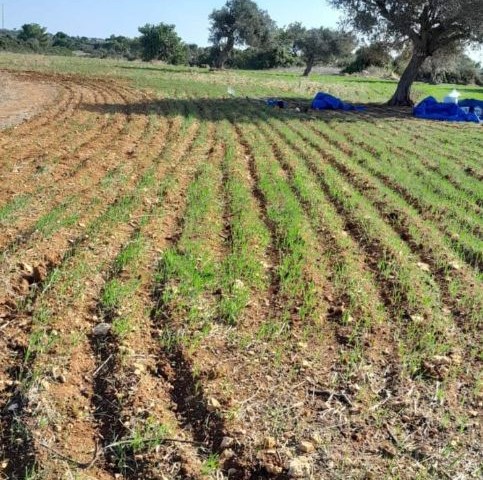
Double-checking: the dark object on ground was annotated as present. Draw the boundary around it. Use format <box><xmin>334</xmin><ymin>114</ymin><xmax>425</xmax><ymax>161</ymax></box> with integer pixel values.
<box><xmin>311</xmin><ymin>92</ymin><xmax>365</xmax><ymax>111</ymax></box>
<box><xmin>413</xmin><ymin>97</ymin><xmax>480</xmax><ymax>123</ymax></box>
<box><xmin>266</xmin><ymin>98</ymin><xmax>286</xmax><ymax>108</ymax></box>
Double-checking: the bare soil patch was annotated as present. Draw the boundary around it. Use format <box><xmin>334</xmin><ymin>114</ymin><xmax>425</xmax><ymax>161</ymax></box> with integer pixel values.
<box><xmin>0</xmin><ymin>71</ymin><xmax>58</xmax><ymax>129</ymax></box>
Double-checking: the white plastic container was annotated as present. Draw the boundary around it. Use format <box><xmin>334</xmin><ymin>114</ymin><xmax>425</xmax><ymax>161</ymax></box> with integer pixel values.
<box><xmin>443</xmin><ymin>89</ymin><xmax>460</xmax><ymax>104</ymax></box>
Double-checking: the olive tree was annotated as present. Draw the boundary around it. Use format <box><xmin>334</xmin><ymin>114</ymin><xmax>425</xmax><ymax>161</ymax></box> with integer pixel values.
<box><xmin>294</xmin><ymin>27</ymin><xmax>356</xmax><ymax>76</ymax></box>
<box><xmin>209</xmin><ymin>0</ymin><xmax>275</xmax><ymax>68</ymax></box>
<box><xmin>138</xmin><ymin>23</ymin><xmax>186</xmax><ymax>64</ymax></box>
<box><xmin>329</xmin><ymin>0</ymin><xmax>483</xmax><ymax>105</ymax></box>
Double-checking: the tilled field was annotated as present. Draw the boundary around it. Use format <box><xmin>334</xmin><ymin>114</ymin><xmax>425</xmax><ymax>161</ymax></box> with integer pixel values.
<box><xmin>0</xmin><ymin>69</ymin><xmax>481</xmax><ymax>480</ymax></box>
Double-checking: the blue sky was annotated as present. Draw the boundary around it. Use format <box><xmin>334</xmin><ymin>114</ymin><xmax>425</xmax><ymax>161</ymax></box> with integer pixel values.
<box><xmin>2</xmin><ymin>0</ymin><xmax>341</xmax><ymax>44</ymax></box>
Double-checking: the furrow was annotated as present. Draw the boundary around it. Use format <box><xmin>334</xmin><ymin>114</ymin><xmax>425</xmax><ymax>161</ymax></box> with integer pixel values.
<box><xmin>0</xmin><ymin>116</ymin><xmax>202</xmax><ymax>480</ymax></box>
<box><xmin>280</xmin><ymin>116</ymin><xmax>482</xmax><ymax>325</ymax></box>
<box><xmin>89</xmin><ymin>118</ymin><xmax>209</xmax><ymax>479</ymax></box>
<box><xmin>298</xmin><ymin>118</ymin><xmax>483</xmax><ymax>269</ymax></box>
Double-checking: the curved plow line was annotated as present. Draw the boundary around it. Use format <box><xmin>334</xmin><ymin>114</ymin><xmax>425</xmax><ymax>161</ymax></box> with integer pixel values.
<box><xmin>0</xmin><ymin>90</ymin><xmax>158</xmax><ymax>252</ymax></box>
<box><xmin>0</xmin><ymin>82</ymin><xmax>141</xmax><ymax>209</ymax></box>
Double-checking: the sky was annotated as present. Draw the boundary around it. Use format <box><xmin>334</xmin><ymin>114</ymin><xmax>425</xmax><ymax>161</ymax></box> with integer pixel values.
<box><xmin>2</xmin><ymin>1</ymin><xmax>480</xmax><ymax>62</ymax></box>
<box><xmin>1</xmin><ymin>0</ymin><xmax>341</xmax><ymax>44</ymax></box>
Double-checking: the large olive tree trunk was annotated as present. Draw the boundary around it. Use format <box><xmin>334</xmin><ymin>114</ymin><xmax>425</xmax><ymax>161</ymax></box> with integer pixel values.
<box><xmin>302</xmin><ymin>56</ymin><xmax>315</xmax><ymax>77</ymax></box>
<box><xmin>388</xmin><ymin>50</ymin><xmax>427</xmax><ymax>106</ymax></box>
<box><xmin>214</xmin><ymin>36</ymin><xmax>235</xmax><ymax>69</ymax></box>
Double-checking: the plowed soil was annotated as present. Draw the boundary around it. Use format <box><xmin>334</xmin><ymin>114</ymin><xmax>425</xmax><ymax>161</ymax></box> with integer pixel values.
<box><xmin>0</xmin><ymin>67</ymin><xmax>481</xmax><ymax>480</ymax></box>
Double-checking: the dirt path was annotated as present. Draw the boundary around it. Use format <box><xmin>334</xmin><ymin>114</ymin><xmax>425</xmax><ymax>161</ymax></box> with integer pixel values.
<box><xmin>0</xmin><ymin>71</ymin><xmax>58</xmax><ymax>130</ymax></box>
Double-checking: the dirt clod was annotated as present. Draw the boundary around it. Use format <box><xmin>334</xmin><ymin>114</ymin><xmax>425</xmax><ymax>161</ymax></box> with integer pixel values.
<box><xmin>92</xmin><ymin>323</ymin><xmax>111</xmax><ymax>336</ymax></box>
<box><xmin>288</xmin><ymin>457</ymin><xmax>312</xmax><ymax>478</ymax></box>
<box><xmin>299</xmin><ymin>440</ymin><xmax>315</xmax><ymax>453</ymax></box>
<box><xmin>262</xmin><ymin>436</ymin><xmax>277</xmax><ymax>449</ymax></box>
<box><xmin>220</xmin><ymin>436</ymin><xmax>235</xmax><ymax>449</ymax></box>
<box><xmin>207</xmin><ymin>397</ymin><xmax>221</xmax><ymax>412</ymax></box>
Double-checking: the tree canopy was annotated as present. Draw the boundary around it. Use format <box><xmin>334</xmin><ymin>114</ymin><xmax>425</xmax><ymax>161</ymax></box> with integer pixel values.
<box><xmin>17</xmin><ymin>23</ymin><xmax>49</xmax><ymax>46</ymax></box>
<box><xmin>209</xmin><ymin>0</ymin><xmax>275</xmax><ymax>68</ymax></box>
<box><xmin>292</xmin><ymin>26</ymin><xmax>355</xmax><ymax>76</ymax></box>
<box><xmin>329</xmin><ymin>0</ymin><xmax>483</xmax><ymax>105</ymax></box>
<box><xmin>138</xmin><ymin>23</ymin><xmax>186</xmax><ymax>64</ymax></box>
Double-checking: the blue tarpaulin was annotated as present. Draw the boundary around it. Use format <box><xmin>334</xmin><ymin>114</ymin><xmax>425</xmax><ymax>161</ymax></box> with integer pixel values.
<box><xmin>413</xmin><ymin>96</ymin><xmax>480</xmax><ymax>123</ymax></box>
<box><xmin>311</xmin><ymin>92</ymin><xmax>365</xmax><ymax>111</ymax></box>
<box><xmin>458</xmin><ymin>98</ymin><xmax>483</xmax><ymax>111</ymax></box>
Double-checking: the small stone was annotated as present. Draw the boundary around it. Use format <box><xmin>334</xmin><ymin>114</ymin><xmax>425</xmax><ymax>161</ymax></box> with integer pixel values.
<box><xmin>40</xmin><ymin>379</ymin><xmax>50</xmax><ymax>390</ymax></box>
<box><xmin>433</xmin><ymin>355</ymin><xmax>452</xmax><ymax>366</ymax></box>
<box><xmin>1</xmin><ymin>460</ymin><xmax>8</xmax><ymax>469</ymax></box>
<box><xmin>299</xmin><ymin>441</ymin><xmax>315</xmax><ymax>453</ymax></box>
<box><xmin>92</xmin><ymin>323</ymin><xmax>111</xmax><ymax>336</ymax></box>
<box><xmin>32</xmin><ymin>263</ymin><xmax>48</xmax><ymax>283</ymax></box>
<box><xmin>220</xmin><ymin>436</ymin><xmax>234</xmax><ymax>449</ymax></box>
<box><xmin>451</xmin><ymin>353</ymin><xmax>462</xmax><ymax>365</ymax></box>
<box><xmin>6</xmin><ymin>402</ymin><xmax>19</xmax><ymax>412</ymax></box>
<box><xmin>380</xmin><ymin>442</ymin><xmax>397</xmax><ymax>458</ymax></box>
<box><xmin>20</xmin><ymin>263</ymin><xmax>34</xmax><ymax>276</ymax></box>
<box><xmin>263</xmin><ymin>436</ymin><xmax>277</xmax><ymax>449</ymax></box>
<box><xmin>410</xmin><ymin>314</ymin><xmax>424</xmax><ymax>324</ymax></box>
<box><xmin>133</xmin><ymin>363</ymin><xmax>146</xmax><ymax>373</ymax></box>
<box><xmin>18</xmin><ymin>278</ymin><xmax>31</xmax><ymax>294</ymax></box>
<box><xmin>207</xmin><ymin>397</ymin><xmax>221</xmax><ymax>412</ymax></box>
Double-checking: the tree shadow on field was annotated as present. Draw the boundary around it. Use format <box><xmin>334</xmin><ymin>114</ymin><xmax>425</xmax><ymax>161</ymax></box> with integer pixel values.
<box><xmin>81</xmin><ymin>96</ymin><xmax>416</xmax><ymax>125</ymax></box>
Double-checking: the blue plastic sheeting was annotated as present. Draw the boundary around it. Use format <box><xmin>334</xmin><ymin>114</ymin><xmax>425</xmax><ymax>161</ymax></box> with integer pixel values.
<box><xmin>459</xmin><ymin>98</ymin><xmax>483</xmax><ymax>111</ymax></box>
<box><xmin>311</xmin><ymin>92</ymin><xmax>365</xmax><ymax>111</ymax></box>
<box><xmin>413</xmin><ymin>96</ymin><xmax>480</xmax><ymax>123</ymax></box>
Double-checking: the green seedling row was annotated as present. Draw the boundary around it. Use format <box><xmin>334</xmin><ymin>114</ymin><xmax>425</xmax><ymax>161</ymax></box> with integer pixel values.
<box><xmin>266</xmin><ymin>112</ymin><xmax>456</xmax><ymax>376</ymax></box>
<box><xmin>234</xmin><ymin>113</ymin><xmax>326</xmax><ymax>322</ymax></box>
<box><xmin>217</xmin><ymin>118</ymin><xmax>271</xmax><ymax>324</ymax></box>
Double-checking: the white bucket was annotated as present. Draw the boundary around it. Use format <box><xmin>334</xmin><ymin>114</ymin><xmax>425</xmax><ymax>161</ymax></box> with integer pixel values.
<box><xmin>443</xmin><ymin>89</ymin><xmax>460</xmax><ymax>104</ymax></box>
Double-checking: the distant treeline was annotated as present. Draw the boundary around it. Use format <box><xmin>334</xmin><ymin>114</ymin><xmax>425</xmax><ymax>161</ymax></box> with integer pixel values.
<box><xmin>0</xmin><ymin>26</ymin><xmax>143</xmax><ymax>59</ymax></box>
<box><xmin>1</xmin><ymin>18</ymin><xmax>481</xmax><ymax>86</ymax></box>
